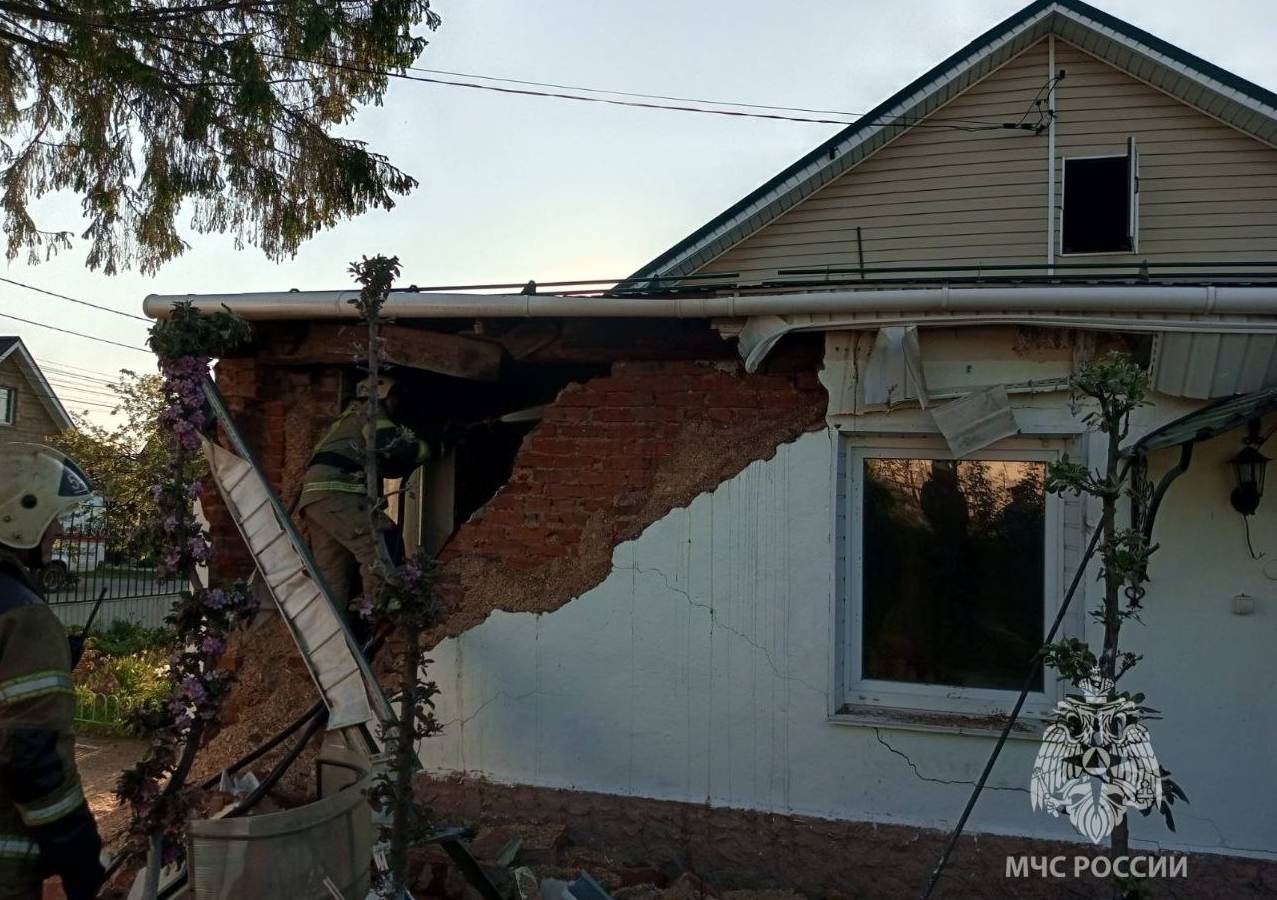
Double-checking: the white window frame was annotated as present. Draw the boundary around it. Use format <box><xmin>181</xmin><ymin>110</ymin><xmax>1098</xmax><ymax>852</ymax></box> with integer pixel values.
<box><xmin>839</xmin><ymin>435</ymin><xmax>1078</xmax><ymax>720</ymax></box>
<box><xmin>0</xmin><ymin>385</ymin><xmax>14</xmax><ymax>425</ymax></box>
<box><xmin>1058</xmin><ymin>143</ymin><xmax>1140</xmax><ymax>257</ymax></box>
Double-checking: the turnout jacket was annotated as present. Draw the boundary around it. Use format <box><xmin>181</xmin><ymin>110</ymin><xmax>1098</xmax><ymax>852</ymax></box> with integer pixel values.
<box><xmin>0</xmin><ymin>565</ymin><xmax>104</xmax><ymax>899</ymax></box>
<box><xmin>300</xmin><ymin>400</ymin><xmax>429</xmax><ymax>504</ymax></box>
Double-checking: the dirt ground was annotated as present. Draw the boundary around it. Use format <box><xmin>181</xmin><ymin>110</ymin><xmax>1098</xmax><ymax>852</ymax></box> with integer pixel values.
<box><xmin>75</xmin><ymin>734</ymin><xmax>148</xmax><ymax>851</ymax></box>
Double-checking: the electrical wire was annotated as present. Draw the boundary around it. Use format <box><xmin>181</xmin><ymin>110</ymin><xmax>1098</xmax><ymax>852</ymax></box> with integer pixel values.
<box><xmin>403</xmin><ymin>63</ymin><xmax>1010</xmax><ymax>126</ymax></box>
<box><xmin>0</xmin><ymin>276</ymin><xmax>148</xmax><ymax>321</ymax></box>
<box><xmin>1016</xmin><ymin>71</ymin><xmax>1065</xmax><ymax>132</ymax></box>
<box><xmin>41</xmin><ymin>365</ymin><xmax>135</xmax><ymax>387</ymax></box>
<box><xmin>1243</xmin><ymin>513</ymin><xmax>1265</xmax><ymax>560</ymax></box>
<box><xmin>45</xmin><ymin>379</ymin><xmax>123</xmax><ymax>400</ymax></box>
<box><xmin>42</xmin><ymin>368</ymin><xmax>124</xmax><ymax>388</ymax></box>
<box><xmin>13</xmin><ymin>387</ymin><xmax>119</xmax><ymax>412</ymax></box>
<box><xmin>42</xmin><ymin>359</ymin><xmax>127</xmax><ymax>379</ymax></box>
<box><xmin>92</xmin><ymin>23</ymin><xmax>1022</xmax><ymax>132</ymax></box>
<box><xmin>0</xmin><ymin>311</ymin><xmax>150</xmax><ymax>352</ymax></box>
<box><xmin>406</xmin><ymin>65</ymin><xmax>873</xmax><ymax>117</ymax></box>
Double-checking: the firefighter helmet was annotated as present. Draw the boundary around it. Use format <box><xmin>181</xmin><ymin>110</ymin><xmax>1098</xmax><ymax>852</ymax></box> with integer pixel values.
<box><xmin>0</xmin><ymin>443</ymin><xmax>93</xmax><ymax>550</ymax></box>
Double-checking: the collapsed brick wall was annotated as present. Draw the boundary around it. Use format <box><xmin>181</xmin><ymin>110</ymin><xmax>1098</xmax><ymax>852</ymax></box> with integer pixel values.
<box><xmin>198</xmin><ymin>337</ymin><xmax>826</xmax><ymax>778</ymax></box>
<box><xmin>433</xmin><ymin>342</ymin><xmax>827</xmax><ymax>638</ymax></box>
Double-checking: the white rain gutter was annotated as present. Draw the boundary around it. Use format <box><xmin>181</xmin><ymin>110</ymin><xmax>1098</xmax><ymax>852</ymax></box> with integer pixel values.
<box><xmin>144</xmin><ymin>285</ymin><xmax>1277</xmax><ymax>371</ymax></box>
<box><xmin>143</xmin><ymin>285</ymin><xmax>1277</xmax><ymax>321</ymax></box>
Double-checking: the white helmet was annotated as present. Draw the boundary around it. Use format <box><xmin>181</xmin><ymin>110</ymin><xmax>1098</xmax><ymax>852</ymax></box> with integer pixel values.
<box><xmin>0</xmin><ymin>443</ymin><xmax>92</xmax><ymax>550</ymax></box>
<box><xmin>356</xmin><ymin>375</ymin><xmax>396</xmax><ymax>400</ymax></box>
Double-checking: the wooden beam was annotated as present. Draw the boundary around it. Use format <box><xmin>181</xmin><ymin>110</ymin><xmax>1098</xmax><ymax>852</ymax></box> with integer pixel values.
<box><xmin>492</xmin><ymin>322</ymin><xmax>561</xmax><ymax>360</ymax></box>
<box><xmin>261</xmin><ymin>323</ymin><xmax>503</xmax><ymax>381</ymax></box>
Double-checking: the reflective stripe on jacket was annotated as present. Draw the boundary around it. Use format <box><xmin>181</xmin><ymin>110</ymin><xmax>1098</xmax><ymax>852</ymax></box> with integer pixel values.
<box><xmin>0</xmin><ymin>567</ymin><xmax>103</xmax><ymax>894</ymax></box>
<box><xmin>300</xmin><ymin>401</ymin><xmax>429</xmax><ymax>501</ymax></box>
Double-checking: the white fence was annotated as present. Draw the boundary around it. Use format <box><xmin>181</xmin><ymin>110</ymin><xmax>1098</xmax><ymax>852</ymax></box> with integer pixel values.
<box><xmin>51</xmin><ymin>592</ymin><xmax>179</xmax><ymax>630</ymax></box>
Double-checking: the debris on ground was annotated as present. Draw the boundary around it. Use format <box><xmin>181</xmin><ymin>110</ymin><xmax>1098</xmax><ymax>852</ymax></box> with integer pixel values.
<box><xmin>408</xmin><ymin>820</ymin><xmax>809</xmax><ymax>900</ymax></box>
<box><xmin>189</xmin><ymin>610</ymin><xmax>323</xmax><ymax>799</ymax></box>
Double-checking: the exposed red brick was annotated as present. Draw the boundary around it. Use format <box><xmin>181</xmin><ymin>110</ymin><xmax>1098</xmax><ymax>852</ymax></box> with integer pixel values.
<box><xmin>202</xmin><ymin>337</ymin><xmax>825</xmax><ymax>777</ymax></box>
<box><xmin>431</xmin><ymin>342</ymin><xmax>826</xmax><ymax>639</ymax></box>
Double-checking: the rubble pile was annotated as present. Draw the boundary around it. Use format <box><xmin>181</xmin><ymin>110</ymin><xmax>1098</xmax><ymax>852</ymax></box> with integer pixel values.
<box><xmin>407</xmin><ymin>822</ymin><xmax>813</xmax><ymax>900</ymax></box>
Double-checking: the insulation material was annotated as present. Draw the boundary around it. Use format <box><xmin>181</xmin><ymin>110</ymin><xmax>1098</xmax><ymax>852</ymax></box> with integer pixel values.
<box><xmin>862</xmin><ymin>326</ymin><xmax>928</xmax><ymax>409</ymax></box>
<box><xmin>931</xmin><ymin>386</ymin><xmax>1019</xmax><ymax>457</ymax></box>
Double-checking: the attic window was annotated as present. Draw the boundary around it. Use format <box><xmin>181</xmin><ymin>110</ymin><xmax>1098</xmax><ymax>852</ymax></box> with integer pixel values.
<box><xmin>0</xmin><ymin>386</ymin><xmax>13</xmax><ymax>425</ymax></box>
<box><xmin>1061</xmin><ymin>138</ymin><xmax>1139</xmax><ymax>254</ymax></box>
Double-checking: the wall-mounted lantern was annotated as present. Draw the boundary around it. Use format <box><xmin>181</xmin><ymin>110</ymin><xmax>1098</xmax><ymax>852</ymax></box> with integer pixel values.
<box><xmin>1229</xmin><ymin>419</ymin><xmax>1270</xmax><ymax>516</ymax></box>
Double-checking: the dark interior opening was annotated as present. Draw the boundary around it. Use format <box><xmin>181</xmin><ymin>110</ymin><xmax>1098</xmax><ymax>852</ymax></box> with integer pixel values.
<box><xmin>1062</xmin><ymin>155</ymin><xmax>1131</xmax><ymax>254</ymax></box>
<box><xmin>379</xmin><ymin>358</ymin><xmax>610</xmax><ymax>536</ymax></box>
<box><xmin>452</xmin><ymin>421</ymin><xmax>535</xmax><ymax>525</ymax></box>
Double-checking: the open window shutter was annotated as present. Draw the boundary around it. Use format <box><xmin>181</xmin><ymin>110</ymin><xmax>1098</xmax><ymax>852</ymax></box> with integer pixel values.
<box><xmin>1127</xmin><ymin>136</ymin><xmax>1139</xmax><ymax>250</ymax></box>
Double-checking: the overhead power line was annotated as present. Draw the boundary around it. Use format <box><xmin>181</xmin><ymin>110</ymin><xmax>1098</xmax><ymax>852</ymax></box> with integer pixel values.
<box><xmin>407</xmin><ymin>65</ymin><xmax>869</xmax><ymax>117</ymax></box>
<box><xmin>287</xmin><ymin>60</ymin><xmax>1017</xmax><ymax>130</ymax></box>
<box><xmin>42</xmin><ymin>368</ymin><xmax>123</xmax><ymax>388</ymax></box>
<box><xmin>45</xmin><ymin>379</ymin><xmax>122</xmax><ymax>400</ymax></box>
<box><xmin>404</xmin><ymin>64</ymin><xmax>1010</xmax><ymax>128</ymax></box>
<box><xmin>0</xmin><ymin>311</ymin><xmax>150</xmax><ymax>352</ymax></box>
<box><xmin>0</xmin><ymin>275</ymin><xmax>149</xmax><ymax>321</ymax></box>
<box><xmin>95</xmin><ymin>24</ymin><xmax>1028</xmax><ymax>132</ymax></box>
<box><xmin>42</xmin><ymin>359</ymin><xmax>128</xmax><ymax>380</ymax></box>
<box><xmin>41</xmin><ymin>364</ymin><xmax>138</xmax><ymax>388</ymax></box>
<box><xmin>19</xmin><ymin>385</ymin><xmax>119</xmax><ymax>412</ymax></box>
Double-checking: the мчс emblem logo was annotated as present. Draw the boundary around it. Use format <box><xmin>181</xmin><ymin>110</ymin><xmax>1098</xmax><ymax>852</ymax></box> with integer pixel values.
<box><xmin>1030</xmin><ymin>669</ymin><xmax>1180</xmax><ymax>843</ymax></box>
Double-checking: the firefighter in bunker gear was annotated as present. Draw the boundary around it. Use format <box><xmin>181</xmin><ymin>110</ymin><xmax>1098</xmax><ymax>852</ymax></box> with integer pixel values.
<box><xmin>298</xmin><ymin>376</ymin><xmax>430</xmax><ymax>610</ymax></box>
<box><xmin>0</xmin><ymin>444</ymin><xmax>105</xmax><ymax>900</ymax></box>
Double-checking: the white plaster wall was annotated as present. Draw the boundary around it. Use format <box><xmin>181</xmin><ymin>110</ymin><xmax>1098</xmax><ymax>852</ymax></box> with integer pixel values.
<box><xmin>421</xmin><ymin>423</ymin><xmax>1277</xmax><ymax>859</ymax></box>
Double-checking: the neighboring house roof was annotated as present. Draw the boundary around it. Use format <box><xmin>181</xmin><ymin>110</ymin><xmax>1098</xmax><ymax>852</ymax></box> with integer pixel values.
<box><xmin>629</xmin><ymin>0</ymin><xmax>1277</xmax><ymax>284</ymax></box>
<box><xmin>0</xmin><ymin>335</ymin><xmax>73</xmax><ymax>430</ymax></box>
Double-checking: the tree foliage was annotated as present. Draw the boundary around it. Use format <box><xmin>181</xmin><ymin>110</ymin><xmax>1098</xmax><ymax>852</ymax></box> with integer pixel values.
<box><xmin>0</xmin><ymin>0</ymin><xmax>442</xmax><ymax>273</ymax></box>
<box><xmin>49</xmin><ymin>368</ymin><xmax>198</xmax><ymax>558</ymax></box>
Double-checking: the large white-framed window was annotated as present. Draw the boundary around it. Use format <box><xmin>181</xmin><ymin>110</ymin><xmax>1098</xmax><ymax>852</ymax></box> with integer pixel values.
<box><xmin>0</xmin><ymin>386</ymin><xmax>14</xmax><ymax>425</ymax></box>
<box><xmin>837</xmin><ymin>434</ymin><xmax>1078</xmax><ymax>721</ymax></box>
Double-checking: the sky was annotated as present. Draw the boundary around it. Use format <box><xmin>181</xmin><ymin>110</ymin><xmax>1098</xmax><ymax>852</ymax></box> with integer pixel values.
<box><xmin>4</xmin><ymin>0</ymin><xmax>1276</xmax><ymax>426</ymax></box>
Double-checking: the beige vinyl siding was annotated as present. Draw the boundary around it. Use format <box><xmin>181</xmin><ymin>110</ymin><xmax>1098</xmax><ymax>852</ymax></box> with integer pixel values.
<box><xmin>703</xmin><ymin>40</ymin><xmax>1052</xmax><ymax>280</ymax></box>
<box><xmin>700</xmin><ymin>37</ymin><xmax>1277</xmax><ymax>281</ymax></box>
<box><xmin>0</xmin><ymin>355</ymin><xmax>61</xmax><ymax>443</ymax></box>
<box><xmin>1052</xmin><ymin>40</ymin><xmax>1277</xmax><ymax>264</ymax></box>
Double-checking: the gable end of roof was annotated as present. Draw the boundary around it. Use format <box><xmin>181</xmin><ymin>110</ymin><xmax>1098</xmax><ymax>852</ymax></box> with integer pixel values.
<box><xmin>0</xmin><ymin>336</ymin><xmax>73</xmax><ymax>430</ymax></box>
<box><xmin>629</xmin><ymin>0</ymin><xmax>1277</xmax><ymax>285</ymax></box>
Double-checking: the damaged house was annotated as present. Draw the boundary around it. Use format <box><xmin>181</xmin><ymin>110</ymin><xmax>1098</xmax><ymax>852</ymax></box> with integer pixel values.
<box><xmin>146</xmin><ymin>1</ymin><xmax>1277</xmax><ymax>895</ymax></box>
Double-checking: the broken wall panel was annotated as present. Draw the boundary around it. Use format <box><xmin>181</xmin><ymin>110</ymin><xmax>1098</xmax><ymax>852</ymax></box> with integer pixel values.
<box><xmin>198</xmin><ymin>335</ymin><xmax>826</xmax><ymax>782</ymax></box>
<box><xmin>431</xmin><ymin>343</ymin><xmax>828</xmax><ymax>638</ymax></box>
<box><xmin>420</xmin><ymin>422</ymin><xmax>1277</xmax><ymax>861</ymax></box>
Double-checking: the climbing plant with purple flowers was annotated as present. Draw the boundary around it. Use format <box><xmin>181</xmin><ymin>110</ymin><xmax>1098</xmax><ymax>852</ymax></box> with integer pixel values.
<box><xmin>115</xmin><ymin>302</ymin><xmax>255</xmax><ymax>879</ymax></box>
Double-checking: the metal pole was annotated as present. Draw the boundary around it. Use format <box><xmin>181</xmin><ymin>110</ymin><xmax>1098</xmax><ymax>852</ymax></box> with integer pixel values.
<box><xmin>80</xmin><ymin>587</ymin><xmax>110</xmax><ymax>635</ymax></box>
